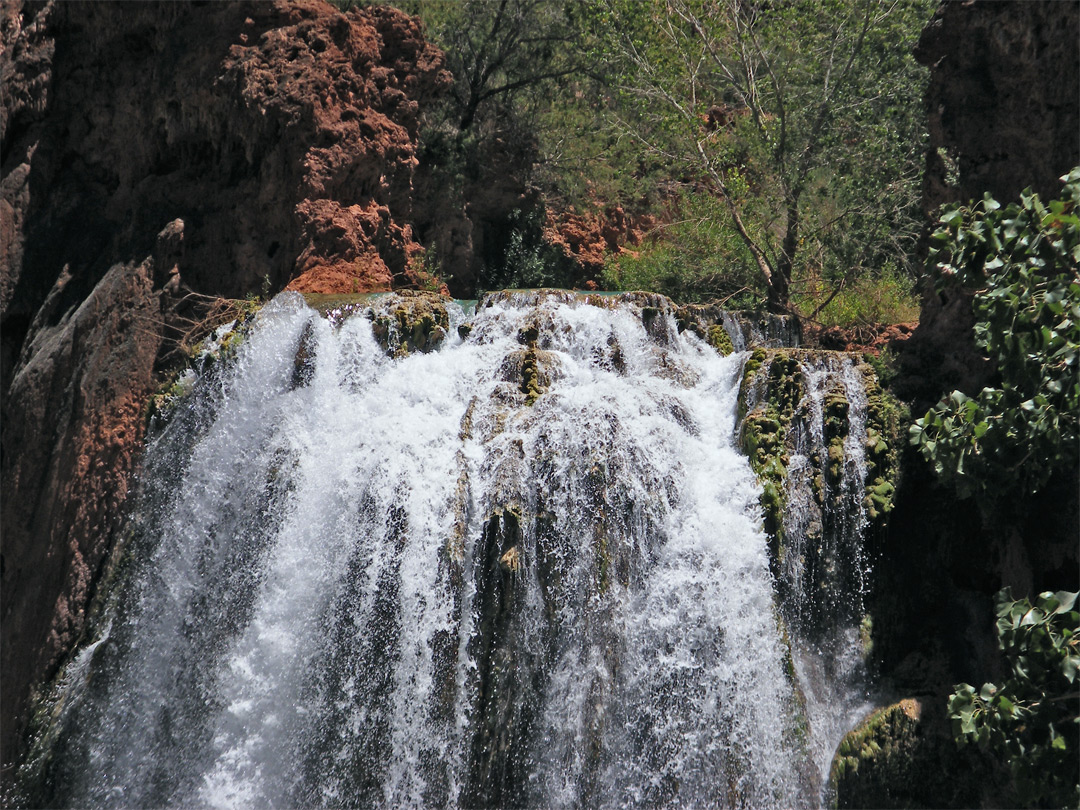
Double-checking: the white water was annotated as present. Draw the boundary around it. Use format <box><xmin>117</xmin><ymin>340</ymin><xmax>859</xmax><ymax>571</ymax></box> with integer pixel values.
<box><xmin>31</xmin><ymin>291</ymin><xmax>837</xmax><ymax>809</ymax></box>
<box><xmin>758</xmin><ymin>352</ymin><xmax>876</xmax><ymax>791</ymax></box>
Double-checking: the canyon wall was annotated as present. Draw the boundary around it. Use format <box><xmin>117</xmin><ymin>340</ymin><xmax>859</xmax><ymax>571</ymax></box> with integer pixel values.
<box><xmin>0</xmin><ymin>0</ymin><xmax>447</xmax><ymax>772</ymax></box>
<box><xmin>899</xmin><ymin>0</ymin><xmax>1080</xmax><ymax>410</ymax></box>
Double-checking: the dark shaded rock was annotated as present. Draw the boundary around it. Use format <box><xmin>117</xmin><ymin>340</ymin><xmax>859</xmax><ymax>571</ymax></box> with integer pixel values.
<box><xmin>829</xmin><ymin>698</ymin><xmax>1001</xmax><ymax>809</ymax></box>
<box><xmin>898</xmin><ymin>0</ymin><xmax>1080</xmax><ymax>411</ymax></box>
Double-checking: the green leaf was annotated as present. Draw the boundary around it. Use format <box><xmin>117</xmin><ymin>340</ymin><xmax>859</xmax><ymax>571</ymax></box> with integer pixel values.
<box><xmin>960</xmin><ymin>709</ymin><xmax>976</xmax><ymax>735</ymax></box>
<box><xmin>1052</xmin><ymin>591</ymin><xmax>1078</xmax><ymax>614</ymax></box>
<box><xmin>1062</xmin><ymin>655</ymin><xmax>1079</xmax><ymax>684</ymax></box>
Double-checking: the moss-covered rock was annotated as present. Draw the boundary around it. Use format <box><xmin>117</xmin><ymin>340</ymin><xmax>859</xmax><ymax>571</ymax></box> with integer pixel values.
<box><xmin>737</xmin><ymin>348</ymin><xmax>907</xmax><ymax>644</ymax></box>
<box><xmin>675</xmin><ymin>304</ymin><xmax>802</xmax><ymax>351</ymax></box>
<box><xmin>737</xmin><ymin>349</ymin><xmax>803</xmax><ymax>552</ymax></box>
<box><xmin>145</xmin><ymin>303</ymin><xmax>262</xmax><ymax>430</ymax></box>
<box><xmin>707</xmin><ymin>323</ymin><xmax>735</xmax><ymax>355</ymax></box>
<box><xmin>738</xmin><ymin>350</ymin><xmax>905</xmax><ymax>556</ymax></box>
<box><xmin>860</xmin><ymin>364</ymin><xmax>908</xmax><ymax>524</ymax></box>
<box><xmin>829</xmin><ymin>698</ymin><xmax>1000</xmax><ymax>809</ymax></box>
<box><xmin>830</xmin><ymin>699</ymin><xmax>922</xmax><ymax>800</ymax></box>
<box><xmin>367</xmin><ymin>290</ymin><xmax>450</xmax><ymax>357</ymax></box>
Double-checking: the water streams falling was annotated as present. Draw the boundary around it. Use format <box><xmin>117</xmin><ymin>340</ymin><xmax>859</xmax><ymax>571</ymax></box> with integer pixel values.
<box><xmin>22</xmin><ymin>291</ymin><xmax>879</xmax><ymax>809</ymax></box>
<box><xmin>741</xmin><ymin>350</ymin><xmax>878</xmax><ymax>790</ymax></box>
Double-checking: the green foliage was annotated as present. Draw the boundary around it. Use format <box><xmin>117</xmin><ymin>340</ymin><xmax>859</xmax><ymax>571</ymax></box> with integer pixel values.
<box><xmin>397</xmin><ymin>0</ymin><xmax>930</xmax><ymax>303</ymax></box>
<box><xmin>478</xmin><ymin>207</ymin><xmax>576</xmax><ymax>292</ymax></box>
<box><xmin>601</xmin><ymin>190</ymin><xmax>763</xmax><ymax>305</ymax></box>
<box><xmin>948</xmin><ymin>589</ymin><xmax>1080</xmax><ymax>808</ymax></box>
<box><xmin>909</xmin><ymin>169</ymin><xmax>1080</xmax><ymax>502</ymax></box>
<box><xmin>794</xmin><ymin>264</ymin><xmax>920</xmax><ymax>328</ymax></box>
<box><xmin>574</xmin><ymin>0</ymin><xmax>933</xmax><ymax>310</ymax></box>
<box><xmin>406</xmin><ymin>246</ymin><xmax>447</xmax><ymax>292</ymax></box>
<box><xmin>403</xmin><ymin>0</ymin><xmax>578</xmax><ymax>133</ymax></box>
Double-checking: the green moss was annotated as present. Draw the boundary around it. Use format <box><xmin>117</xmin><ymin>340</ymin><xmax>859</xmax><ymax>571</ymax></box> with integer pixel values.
<box><xmin>738</xmin><ymin>350</ymin><xmax>805</xmax><ymax>555</ymax></box>
<box><xmin>145</xmin><ymin>373</ymin><xmax>194</xmax><ymax>428</ymax></box>
<box><xmin>369</xmin><ymin>292</ymin><xmax>450</xmax><ymax>357</ymax></box>
<box><xmin>830</xmin><ymin>699</ymin><xmax>923</xmax><ymax>805</ymax></box>
<box><xmin>859</xmin><ymin>364</ymin><xmax>907</xmax><ymax>530</ymax></box>
<box><xmin>520</xmin><ymin>348</ymin><xmax>543</xmax><ymax>405</ymax></box>
<box><xmin>828</xmin><ymin>697</ymin><xmax>996</xmax><ymax>809</ymax></box>
<box><xmin>706</xmin><ymin>324</ymin><xmax>735</xmax><ymax>356</ymax></box>
<box><xmin>859</xmin><ymin>614</ymin><xmax>874</xmax><ymax>660</ymax></box>
<box><xmin>827</xmin><ymin>437</ymin><xmax>845</xmax><ymax>482</ymax></box>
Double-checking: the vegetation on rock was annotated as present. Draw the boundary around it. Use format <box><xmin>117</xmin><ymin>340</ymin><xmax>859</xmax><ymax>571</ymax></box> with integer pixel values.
<box><xmin>829</xmin><ymin>699</ymin><xmax>922</xmax><ymax>806</ymax></box>
<box><xmin>739</xmin><ymin>349</ymin><xmax>902</xmax><ymax>550</ymax></box>
<box><xmin>369</xmin><ymin>291</ymin><xmax>451</xmax><ymax>357</ymax></box>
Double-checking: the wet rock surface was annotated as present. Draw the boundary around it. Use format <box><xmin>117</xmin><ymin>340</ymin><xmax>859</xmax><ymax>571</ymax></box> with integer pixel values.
<box><xmin>737</xmin><ymin>348</ymin><xmax>903</xmax><ymax>637</ymax></box>
<box><xmin>368</xmin><ymin>290</ymin><xmax>451</xmax><ymax>357</ymax></box>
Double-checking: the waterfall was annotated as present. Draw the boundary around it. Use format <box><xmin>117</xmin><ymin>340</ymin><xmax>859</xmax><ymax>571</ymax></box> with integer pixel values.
<box><xmin>18</xmin><ymin>290</ymin><xmax>884</xmax><ymax>810</ymax></box>
<box><xmin>739</xmin><ymin>349</ymin><xmax>883</xmax><ymax>796</ymax></box>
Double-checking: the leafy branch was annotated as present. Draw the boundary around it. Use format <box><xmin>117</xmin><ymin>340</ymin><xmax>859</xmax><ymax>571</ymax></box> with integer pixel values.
<box><xmin>949</xmin><ymin>589</ymin><xmax>1080</xmax><ymax>808</ymax></box>
<box><xmin>909</xmin><ymin>168</ymin><xmax>1080</xmax><ymax>504</ymax></box>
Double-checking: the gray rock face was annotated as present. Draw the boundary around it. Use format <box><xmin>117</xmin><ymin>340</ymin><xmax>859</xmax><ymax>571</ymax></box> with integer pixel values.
<box><xmin>1</xmin><ymin>258</ymin><xmax>165</xmax><ymax>770</ymax></box>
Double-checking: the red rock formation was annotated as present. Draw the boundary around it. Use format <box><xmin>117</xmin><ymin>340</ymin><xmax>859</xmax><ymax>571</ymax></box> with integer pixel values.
<box><xmin>544</xmin><ymin>205</ymin><xmax>656</xmax><ymax>283</ymax></box>
<box><xmin>803</xmin><ymin>321</ymin><xmax>917</xmax><ymax>356</ymax></box>
<box><xmin>0</xmin><ymin>0</ymin><xmax>448</xmax><ymax>772</ymax></box>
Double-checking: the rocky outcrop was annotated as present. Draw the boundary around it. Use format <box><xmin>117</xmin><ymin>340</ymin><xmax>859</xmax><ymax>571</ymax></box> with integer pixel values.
<box><xmin>829</xmin><ymin>699</ymin><xmax>1000</xmax><ymax>809</ymax></box>
<box><xmin>543</xmin><ymin>206</ymin><xmax>656</xmax><ymax>284</ymax></box>
<box><xmin>803</xmin><ymin>321</ymin><xmax>916</xmax><ymax>356</ymax></box>
<box><xmin>898</xmin><ymin>0</ymin><xmax>1080</xmax><ymax>410</ymax></box>
<box><xmin>0</xmin><ymin>0</ymin><xmax>448</xmax><ymax>772</ymax></box>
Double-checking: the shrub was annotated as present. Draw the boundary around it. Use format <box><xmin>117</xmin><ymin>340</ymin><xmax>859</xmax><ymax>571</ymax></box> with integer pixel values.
<box><xmin>948</xmin><ymin>589</ymin><xmax>1079</xmax><ymax>808</ymax></box>
<box><xmin>600</xmin><ymin>190</ymin><xmax>764</xmax><ymax>306</ymax></box>
<box><xmin>478</xmin><ymin>207</ymin><xmax>577</xmax><ymax>292</ymax></box>
<box><xmin>909</xmin><ymin>168</ymin><xmax>1080</xmax><ymax>503</ymax></box>
<box><xmin>793</xmin><ymin>263</ymin><xmax>920</xmax><ymax>328</ymax></box>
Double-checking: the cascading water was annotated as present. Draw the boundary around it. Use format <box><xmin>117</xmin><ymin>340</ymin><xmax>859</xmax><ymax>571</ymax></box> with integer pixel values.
<box><xmin>739</xmin><ymin>349</ymin><xmax>881</xmax><ymax>795</ymax></box>
<box><xmin>19</xmin><ymin>290</ymin><xmax>883</xmax><ymax>809</ymax></box>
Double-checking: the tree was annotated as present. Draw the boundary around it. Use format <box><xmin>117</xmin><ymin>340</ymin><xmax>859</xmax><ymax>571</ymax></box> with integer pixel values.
<box><xmin>404</xmin><ymin>0</ymin><xmax>579</xmax><ymax>133</ymax></box>
<box><xmin>577</xmin><ymin>0</ymin><xmax>931</xmax><ymax>312</ymax></box>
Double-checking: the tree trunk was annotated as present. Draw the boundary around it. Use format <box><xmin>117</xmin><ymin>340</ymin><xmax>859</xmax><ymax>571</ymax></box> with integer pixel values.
<box><xmin>767</xmin><ymin>197</ymin><xmax>799</xmax><ymax>314</ymax></box>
